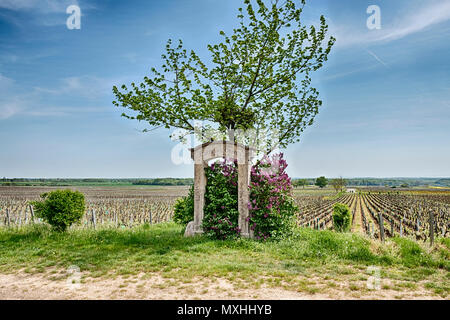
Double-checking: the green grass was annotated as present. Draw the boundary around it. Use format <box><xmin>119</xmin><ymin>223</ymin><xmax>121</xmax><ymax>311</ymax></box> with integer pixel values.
<box><xmin>293</xmin><ymin>187</ymin><xmax>336</xmax><ymax>196</ymax></box>
<box><xmin>0</xmin><ymin>223</ymin><xmax>448</xmax><ymax>296</ymax></box>
<box><xmin>323</xmin><ymin>191</ymin><xmax>346</xmax><ymax>201</ymax></box>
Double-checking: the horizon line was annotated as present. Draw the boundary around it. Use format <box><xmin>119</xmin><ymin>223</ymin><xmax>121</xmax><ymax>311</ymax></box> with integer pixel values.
<box><xmin>2</xmin><ymin>177</ymin><xmax>450</xmax><ymax>180</ymax></box>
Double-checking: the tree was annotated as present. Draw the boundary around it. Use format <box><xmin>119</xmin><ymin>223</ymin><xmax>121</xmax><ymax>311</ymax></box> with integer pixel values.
<box><xmin>294</xmin><ymin>178</ymin><xmax>308</xmax><ymax>188</ymax></box>
<box><xmin>330</xmin><ymin>177</ymin><xmax>347</xmax><ymax>192</ymax></box>
<box><xmin>315</xmin><ymin>176</ymin><xmax>327</xmax><ymax>188</ymax></box>
<box><xmin>112</xmin><ymin>0</ymin><xmax>335</xmax><ymax>152</ymax></box>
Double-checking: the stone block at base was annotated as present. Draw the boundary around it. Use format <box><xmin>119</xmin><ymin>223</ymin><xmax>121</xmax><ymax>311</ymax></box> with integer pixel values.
<box><xmin>184</xmin><ymin>221</ymin><xmax>196</xmax><ymax>237</ymax></box>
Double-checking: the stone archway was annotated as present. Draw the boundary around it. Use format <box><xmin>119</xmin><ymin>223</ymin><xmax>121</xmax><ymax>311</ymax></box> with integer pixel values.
<box><xmin>188</xmin><ymin>140</ymin><xmax>255</xmax><ymax>238</ymax></box>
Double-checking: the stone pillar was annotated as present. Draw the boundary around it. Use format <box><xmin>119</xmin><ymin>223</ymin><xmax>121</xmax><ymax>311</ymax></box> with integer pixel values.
<box><xmin>192</xmin><ymin>141</ymin><xmax>207</xmax><ymax>237</ymax></box>
<box><xmin>238</xmin><ymin>149</ymin><xmax>250</xmax><ymax>238</ymax></box>
<box><xmin>193</xmin><ymin>162</ymin><xmax>206</xmax><ymax>234</ymax></box>
<box><xmin>189</xmin><ymin>141</ymin><xmax>254</xmax><ymax>238</ymax></box>
<box><xmin>248</xmin><ymin>162</ymin><xmax>254</xmax><ymax>239</ymax></box>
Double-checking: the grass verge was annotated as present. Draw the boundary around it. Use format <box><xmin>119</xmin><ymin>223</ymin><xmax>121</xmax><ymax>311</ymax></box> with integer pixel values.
<box><xmin>0</xmin><ymin>223</ymin><xmax>448</xmax><ymax>297</ymax></box>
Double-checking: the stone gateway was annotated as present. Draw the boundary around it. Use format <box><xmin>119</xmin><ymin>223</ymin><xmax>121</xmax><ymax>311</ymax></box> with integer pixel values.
<box><xmin>186</xmin><ymin>141</ymin><xmax>255</xmax><ymax>238</ymax></box>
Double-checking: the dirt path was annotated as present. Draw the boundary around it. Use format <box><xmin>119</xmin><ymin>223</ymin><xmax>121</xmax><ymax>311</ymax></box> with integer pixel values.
<box><xmin>351</xmin><ymin>195</ymin><xmax>363</xmax><ymax>234</ymax></box>
<box><xmin>360</xmin><ymin>194</ymin><xmax>379</xmax><ymax>237</ymax></box>
<box><xmin>0</xmin><ymin>271</ymin><xmax>329</xmax><ymax>300</ymax></box>
<box><xmin>0</xmin><ymin>270</ymin><xmax>443</xmax><ymax>300</ymax></box>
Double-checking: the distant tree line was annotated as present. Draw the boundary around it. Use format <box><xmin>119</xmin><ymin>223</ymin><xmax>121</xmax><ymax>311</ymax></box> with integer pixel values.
<box><xmin>290</xmin><ymin>177</ymin><xmax>450</xmax><ymax>188</ymax></box>
<box><xmin>1</xmin><ymin>177</ymin><xmax>449</xmax><ymax>188</ymax></box>
<box><xmin>132</xmin><ymin>178</ymin><xmax>193</xmax><ymax>186</ymax></box>
<box><xmin>0</xmin><ymin>178</ymin><xmax>193</xmax><ymax>186</ymax></box>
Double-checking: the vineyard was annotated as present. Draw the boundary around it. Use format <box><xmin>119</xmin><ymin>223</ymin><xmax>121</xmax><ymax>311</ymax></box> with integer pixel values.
<box><xmin>0</xmin><ymin>186</ymin><xmax>187</xmax><ymax>229</ymax></box>
<box><xmin>294</xmin><ymin>190</ymin><xmax>450</xmax><ymax>242</ymax></box>
<box><xmin>1</xmin><ymin>186</ymin><xmax>449</xmax><ymax>243</ymax></box>
<box><xmin>0</xmin><ymin>186</ymin><xmax>449</xmax><ymax>300</ymax></box>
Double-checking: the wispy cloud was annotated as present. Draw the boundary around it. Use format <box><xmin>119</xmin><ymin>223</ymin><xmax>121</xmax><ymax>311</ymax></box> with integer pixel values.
<box><xmin>320</xmin><ymin>64</ymin><xmax>379</xmax><ymax>82</ymax></box>
<box><xmin>0</xmin><ymin>103</ymin><xmax>109</xmax><ymax>119</ymax></box>
<box><xmin>331</xmin><ymin>1</ymin><xmax>450</xmax><ymax>48</ymax></box>
<box><xmin>122</xmin><ymin>53</ymin><xmax>138</xmax><ymax>64</ymax></box>
<box><xmin>366</xmin><ymin>49</ymin><xmax>388</xmax><ymax>67</ymax></box>
<box><xmin>0</xmin><ymin>73</ymin><xmax>114</xmax><ymax>120</ymax></box>
<box><xmin>0</xmin><ymin>73</ymin><xmax>15</xmax><ymax>91</ymax></box>
<box><xmin>22</xmin><ymin>105</ymin><xmax>109</xmax><ymax>117</ymax></box>
<box><xmin>0</xmin><ymin>99</ymin><xmax>23</xmax><ymax>119</ymax></box>
<box><xmin>378</xmin><ymin>1</ymin><xmax>450</xmax><ymax>42</ymax></box>
<box><xmin>0</xmin><ymin>50</ymin><xmax>60</xmax><ymax>66</ymax></box>
<box><xmin>33</xmin><ymin>75</ymin><xmax>115</xmax><ymax>99</ymax></box>
<box><xmin>0</xmin><ymin>73</ymin><xmax>23</xmax><ymax>119</ymax></box>
<box><xmin>0</xmin><ymin>0</ymin><xmax>79</xmax><ymax>13</ymax></box>
<box><xmin>0</xmin><ymin>97</ymin><xmax>110</xmax><ymax>119</ymax></box>
<box><xmin>0</xmin><ymin>0</ymin><xmax>97</xmax><ymax>27</ymax></box>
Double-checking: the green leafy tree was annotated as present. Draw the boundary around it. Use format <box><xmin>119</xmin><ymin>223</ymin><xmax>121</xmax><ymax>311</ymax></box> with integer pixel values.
<box><xmin>315</xmin><ymin>176</ymin><xmax>327</xmax><ymax>188</ymax></box>
<box><xmin>294</xmin><ymin>178</ymin><xmax>308</xmax><ymax>188</ymax></box>
<box><xmin>112</xmin><ymin>0</ymin><xmax>335</xmax><ymax>151</ymax></box>
<box><xmin>30</xmin><ymin>190</ymin><xmax>85</xmax><ymax>232</ymax></box>
<box><xmin>330</xmin><ymin>177</ymin><xmax>347</xmax><ymax>192</ymax></box>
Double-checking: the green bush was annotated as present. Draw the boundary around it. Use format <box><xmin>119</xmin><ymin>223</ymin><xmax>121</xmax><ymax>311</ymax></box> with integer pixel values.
<box><xmin>171</xmin><ymin>161</ymin><xmax>240</xmax><ymax>240</ymax></box>
<box><xmin>332</xmin><ymin>203</ymin><xmax>352</xmax><ymax>232</ymax></box>
<box><xmin>30</xmin><ymin>189</ymin><xmax>85</xmax><ymax>232</ymax></box>
<box><xmin>202</xmin><ymin>160</ymin><xmax>240</xmax><ymax>240</ymax></box>
<box><xmin>173</xmin><ymin>185</ymin><xmax>194</xmax><ymax>226</ymax></box>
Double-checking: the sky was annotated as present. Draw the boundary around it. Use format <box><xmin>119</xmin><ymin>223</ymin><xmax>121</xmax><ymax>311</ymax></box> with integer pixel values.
<box><xmin>0</xmin><ymin>0</ymin><xmax>449</xmax><ymax>178</ymax></box>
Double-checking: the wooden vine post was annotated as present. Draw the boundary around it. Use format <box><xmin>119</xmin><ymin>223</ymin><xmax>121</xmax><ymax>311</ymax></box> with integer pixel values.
<box><xmin>91</xmin><ymin>209</ymin><xmax>97</xmax><ymax>229</ymax></box>
<box><xmin>378</xmin><ymin>212</ymin><xmax>385</xmax><ymax>243</ymax></box>
<box><xmin>429</xmin><ymin>211</ymin><xmax>434</xmax><ymax>246</ymax></box>
<box><xmin>29</xmin><ymin>205</ymin><xmax>35</xmax><ymax>223</ymax></box>
<box><xmin>6</xmin><ymin>208</ymin><xmax>10</xmax><ymax>227</ymax></box>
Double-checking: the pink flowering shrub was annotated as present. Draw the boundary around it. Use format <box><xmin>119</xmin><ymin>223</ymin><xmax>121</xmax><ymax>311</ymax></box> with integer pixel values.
<box><xmin>176</xmin><ymin>154</ymin><xmax>297</xmax><ymax>240</ymax></box>
<box><xmin>248</xmin><ymin>153</ymin><xmax>298</xmax><ymax>240</ymax></box>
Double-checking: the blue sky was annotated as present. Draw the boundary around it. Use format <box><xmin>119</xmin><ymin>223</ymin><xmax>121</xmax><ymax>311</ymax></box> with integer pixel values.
<box><xmin>0</xmin><ymin>0</ymin><xmax>449</xmax><ymax>178</ymax></box>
